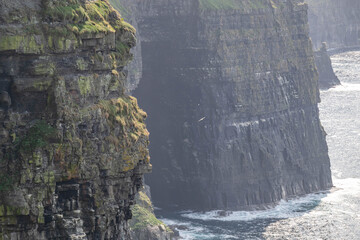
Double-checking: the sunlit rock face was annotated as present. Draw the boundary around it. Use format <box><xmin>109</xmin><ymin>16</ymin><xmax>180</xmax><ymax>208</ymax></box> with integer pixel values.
<box><xmin>307</xmin><ymin>0</ymin><xmax>360</xmax><ymax>49</ymax></box>
<box><xmin>117</xmin><ymin>0</ymin><xmax>333</xmax><ymax>211</ymax></box>
<box><xmin>0</xmin><ymin>0</ymin><xmax>151</xmax><ymax>239</ymax></box>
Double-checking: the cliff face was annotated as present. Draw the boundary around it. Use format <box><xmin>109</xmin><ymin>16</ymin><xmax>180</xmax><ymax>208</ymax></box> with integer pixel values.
<box><xmin>306</xmin><ymin>0</ymin><xmax>355</xmax><ymax>88</ymax></box>
<box><xmin>307</xmin><ymin>0</ymin><xmax>360</xmax><ymax>49</ymax></box>
<box><xmin>129</xmin><ymin>0</ymin><xmax>332</xmax><ymax>210</ymax></box>
<box><xmin>0</xmin><ymin>0</ymin><xmax>151</xmax><ymax>239</ymax></box>
<box><xmin>109</xmin><ymin>0</ymin><xmax>143</xmax><ymax>93</ymax></box>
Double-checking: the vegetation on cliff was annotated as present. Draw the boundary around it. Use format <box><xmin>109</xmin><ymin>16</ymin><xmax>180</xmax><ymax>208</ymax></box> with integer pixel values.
<box><xmin>0</xmin><ymin>0</ymin><xmax>152</xmax><ymax>239</ymax></box>
<box><xmin>0</xmin><ymin>0</ymin><xmax>135</xmax><ymax>54</ymax></box>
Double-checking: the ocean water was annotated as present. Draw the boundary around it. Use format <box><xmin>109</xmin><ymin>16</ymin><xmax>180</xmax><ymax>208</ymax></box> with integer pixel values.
<box><xmin>155</xmin><ymin>51</ymin><xmax>360</xmax><ymax>240</ymax></box>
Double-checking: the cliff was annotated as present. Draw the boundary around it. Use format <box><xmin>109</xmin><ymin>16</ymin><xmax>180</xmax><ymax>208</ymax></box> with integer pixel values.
<box><xmin>306</xmin><ymin>0</ymin><xmax>357</xmax><ymax>88</ymax></box>
<box><xmin>109</xmin><ymin>0</ymin><xmax>143</xmax><ymax>93</ymax></box>
<box><xmin>0</xmin><ymin>0</ymin><xmax>151</xmax><ymax>239</ymax></box>
<box><xmin>307</xmin><ymin>0</ymin><xmax>360</xmax><ymax>49</ymax></box>
<box><xmin>128</xmin><ymin>0</ymin><xmax>332</xmax><ymax>210</ymax></box>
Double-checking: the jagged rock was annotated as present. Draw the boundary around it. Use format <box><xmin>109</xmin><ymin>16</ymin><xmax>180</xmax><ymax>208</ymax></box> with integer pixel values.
<box><xmin>0</xmin><ymin>0</ymin><xmax>151</xmax><ymax>239</ymax></box>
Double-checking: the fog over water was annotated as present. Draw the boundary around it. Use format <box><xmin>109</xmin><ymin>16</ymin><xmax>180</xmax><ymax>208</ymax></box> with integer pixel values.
<box><xmin>156</xmin><ymin>51</ymin><xmax>360</xmax><ymax>239</ymax></box>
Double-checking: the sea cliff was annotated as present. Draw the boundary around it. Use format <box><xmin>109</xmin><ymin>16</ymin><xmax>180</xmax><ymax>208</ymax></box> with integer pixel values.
<box><xmin>118</xmin><ymin>0</ymin><xmax>333</xmax><ymax>210</ymax></box>
<box><xmin>0</xmin><ymin>0</ymin><xmax>151</xmax><ymax>238</ymax></box>
<box><xmin>307</xmin><ymin>0</ymin><xmax>360</xmax><ymax>49</ymax></box>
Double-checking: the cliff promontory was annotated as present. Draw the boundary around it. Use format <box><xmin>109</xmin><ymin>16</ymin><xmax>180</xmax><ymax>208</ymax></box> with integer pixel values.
<box><xmin>129</xmin><ymin>0</ymin><xmax>332</xmax><ymax>210</ymax></box>
<box><xmin>0</xmin><ymin>0</ymin><xmax>151</xmax><ymax>239</ymax></box>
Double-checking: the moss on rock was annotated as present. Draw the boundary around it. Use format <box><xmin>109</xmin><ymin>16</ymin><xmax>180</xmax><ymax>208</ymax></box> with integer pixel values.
<box><xmin>18</xmin><ymin>121</ymin><xmax>57</xmax><ymax>153</ymax></box>
<box><xmin>130</xmin><ymin>205</ymin><xmax>164</xmax><ymax>231</ymax></box>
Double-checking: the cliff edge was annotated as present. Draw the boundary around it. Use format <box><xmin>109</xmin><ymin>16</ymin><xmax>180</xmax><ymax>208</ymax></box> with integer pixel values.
<box><xmin>0</xmin><ymin>0</ymin><xmax>151</xmax><ymax>239</ymax></box>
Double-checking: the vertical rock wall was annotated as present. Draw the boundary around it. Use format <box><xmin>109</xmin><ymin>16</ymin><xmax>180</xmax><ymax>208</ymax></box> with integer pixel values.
<box><xmin>0</xmin><ymin>0</ymin><xmax>151</xmax><ymax>239</ymax></box>
<box><xmin>131</xmin><ymin>0</ymin><xmax>332</xmax><ymax>210</ymax></box>
<box><xmin>109</xmin><ymin>0</ymin><xmax>143</xmax><ymax>92</ymax></box>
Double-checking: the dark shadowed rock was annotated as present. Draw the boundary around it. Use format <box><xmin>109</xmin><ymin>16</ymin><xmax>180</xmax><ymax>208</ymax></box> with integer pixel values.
<box><xmin>0</xmin><ymin>91</ymin><xmax>11</xmax><ymax>109</ymax></box>
<box><xmin>126</xmin><ymin>0</ymin><xmax>332</xmax><ymax>211</ymax></box>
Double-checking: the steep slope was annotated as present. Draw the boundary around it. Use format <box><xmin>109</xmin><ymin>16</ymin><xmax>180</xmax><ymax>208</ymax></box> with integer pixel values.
<box><xmin>130</xmin><ymin>0</ymin><xmax>332</xmax><ymax>210</ymax></box>
<box><xmin>109</xmin><ymin>0</ymin><xmax>143</xmax><ymax>92</ymax></box>
<box><xmin>0</xmin><ymin>0</ymin><xmax>151</xmax><ymax>239</ymax></box>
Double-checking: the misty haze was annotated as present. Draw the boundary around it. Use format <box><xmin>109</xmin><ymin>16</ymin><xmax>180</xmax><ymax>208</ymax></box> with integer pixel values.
<box><xmin>0</xmin><ymin>0</ymin><xmax>359</xmax><ymax>239</ymax></box>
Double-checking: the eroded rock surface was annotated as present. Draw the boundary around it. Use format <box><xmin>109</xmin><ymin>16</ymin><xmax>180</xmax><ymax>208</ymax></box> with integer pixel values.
<box><xmin>0</xmin><ymin>0</ymin><xmax>151</xmax><ymax>239</ymax></box>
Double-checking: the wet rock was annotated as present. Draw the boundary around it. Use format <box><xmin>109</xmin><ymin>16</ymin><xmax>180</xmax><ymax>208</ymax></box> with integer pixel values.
<box><xmin>216</xmin><ymin>210</ymin><xmax>232</xmax><ymax>217</ymax></box>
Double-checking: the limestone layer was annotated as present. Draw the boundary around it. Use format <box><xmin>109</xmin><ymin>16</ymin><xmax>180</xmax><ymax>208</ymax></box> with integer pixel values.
<box><xmin>0</xmin><ymin>0</ymin><xmax>151</xmax><ymax>239</ymax></box>
<box><xmin>125</xmin><ymin>0</ymin><xmax>333</xmax><ymax>210</ymax></box>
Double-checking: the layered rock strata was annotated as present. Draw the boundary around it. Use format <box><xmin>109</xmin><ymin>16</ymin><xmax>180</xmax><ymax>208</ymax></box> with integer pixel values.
<box><xmin>130</xmin><ymin>0</ymin><xmax>332</xmax><ymax>210</ymax></box>
<box><xmin>0</xmin><ymin>0</ymin><xmax>151</xmax><ymax>239</ymax></box>
<box><xmin>109</xmin><ymin>0</ymin><xmax>143</xmax><ymax>92</ymax></box>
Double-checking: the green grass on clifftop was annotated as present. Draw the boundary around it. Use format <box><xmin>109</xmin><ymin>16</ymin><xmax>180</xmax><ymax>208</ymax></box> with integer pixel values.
<box><xmin>130</xmin><ymin>205</ymin><xmax>164</xmax><ymax>230</ymax></box>
<box><xmin>130</xmin><ymin>192</ymin><xmax>172</xmax><ymax>233</ymax></box>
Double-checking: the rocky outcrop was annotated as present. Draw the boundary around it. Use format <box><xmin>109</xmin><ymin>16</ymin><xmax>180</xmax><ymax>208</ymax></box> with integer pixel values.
<box><xmin>314</xmin><ymin>43</ymin><xmax>340</xmax><ymax>89</ymax></box>
<box><xmin>129</xmin><ymin>187</ymin><xmax>175</xmax><ymax>240</ymax></box>
<box><xmin>0</xmin><ymin>0</ymin><xmax>151</xmax><ymax>239</ymax></box>
<box><xmin>307</xmin><ymin>0</ymin><xmax>360</xmax><ymax>49</ymax></box>
<box><xmin>127</xmin><ymin>0</ymin><xmax>332</xmax><ymax>210</ymax></box>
